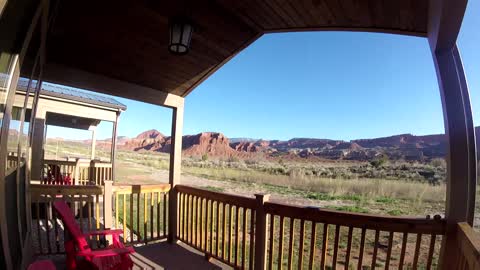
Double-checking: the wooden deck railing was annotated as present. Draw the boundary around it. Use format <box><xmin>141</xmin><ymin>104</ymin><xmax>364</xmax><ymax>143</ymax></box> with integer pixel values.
<box><xmin>29</xmin><ymin>183</ymin><xmax>480</xmax><ymax>269</ymax></box>
<box><xmin>42</xmin><ymin>159</ymin><xmax>113</xmax><ymax>185</ymax></box>
<box><xmin>112</xmin><ymin>184</ymin><xmax>170</xmax><ymax>245</ymax></box>
<box><xmin>173</xmin><ymin>185</ymin><xmax>447</xmax><ymax>270</ymax></box>
<box><xmin>176</xmin><ymin>185</ymin><xmax>257</xmax><ymax>269</ymax></box>
<box><xmin>264</xmin><ymin>202</ymin><xmax>445</xmax><ymax>269</ymax></box>
<box><xmin>456</xmin><ymin>222</ymin><xmax>480</xmax><ymax>270</ymax></box>
<box><xmin>30</xmin><ymin>184</ymin><xmax>105</xmax><ymax>255</ymax></box>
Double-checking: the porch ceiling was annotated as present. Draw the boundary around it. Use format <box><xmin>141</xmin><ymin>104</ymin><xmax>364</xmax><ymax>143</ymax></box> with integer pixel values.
<box><xmin>43</xmin><ymin>0</ymin><xmax>428</xmax><ymax>98</ymax></box>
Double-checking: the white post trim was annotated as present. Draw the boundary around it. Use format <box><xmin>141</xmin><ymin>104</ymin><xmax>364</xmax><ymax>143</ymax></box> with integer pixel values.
<box><xmin>168</xmin><ymin>99</ymin><xmax>184</xmax><ymax>243</ymax></box>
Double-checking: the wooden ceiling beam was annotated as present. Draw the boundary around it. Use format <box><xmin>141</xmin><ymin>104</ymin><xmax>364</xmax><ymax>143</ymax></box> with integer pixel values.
<box><xmin>43</xmin><ymin>62</ymin><xmax>184</xmax><ymax>108</ymax></box>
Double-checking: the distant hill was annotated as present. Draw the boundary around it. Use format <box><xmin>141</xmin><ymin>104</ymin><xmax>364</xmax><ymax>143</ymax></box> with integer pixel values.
<box><xmin>110</xmin><ymin>127</ymin><xmax>480</xmax><ymax>161</ymax></box>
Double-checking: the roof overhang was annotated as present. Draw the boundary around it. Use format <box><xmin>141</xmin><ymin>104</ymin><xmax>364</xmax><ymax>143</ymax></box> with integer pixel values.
<box><xmin>26</xmin><ymin>0</ymin><xmax>465</xmax><ymax>104</ymax></box>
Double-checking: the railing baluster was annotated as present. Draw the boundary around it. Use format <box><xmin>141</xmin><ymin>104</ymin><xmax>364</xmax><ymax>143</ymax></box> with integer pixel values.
<box><xmin>45</xmin><ymin>200</ymin><xmax>52</xmax><ymax>254</ymax></box>
<box><xmin>332</xmin><ymin>224</ymin><xmax>340</xmax><ymax>269</ymax></box>
<box><xmin>157</xmin><ymin>192</ymin><xmax>161</xmax><ymax>238</ymax></box>
<box><xmin>371</xmin><ymin>230</ymin><xmax>380</xmax><ymax>270</ymax></box>
<box><xmin>223</xmin><ymin>202</ymin><xmax>227</xmax><ymax>260</ymax></box>
<box><xmin>189</xmin><ymin>195</ymin><xmax>193</xmax><ymax>244</ymax></box>
<box><xmin>205</xmin><ymin>199</ymin><xmax>210</xmax><ymax>252</ymax></box>
<box><xmin>268</xmin><ymin>214</ymin><xmax>275</xmax><ymax>270</ymax></box>
<box><xmin>413</xmin><ymin>233</ymin><xmax>423</xmax><ymax>268</ymax></box>
<box><xmin>123</xmin><ymin>194</ymin><xmax>127</xmax><ymax>243</ymax></box>
<box><xmin>235</xmin><ymin>205</ymin><xmax>239</xmax><ymax>266</ymax></box>
<box><xmin>309</xmin><ymin>222</ymin><xmax>317</xmax><ymax>270</ymax></box>
<box><xmin>184</xmin><ymin>194</ymin><xmax>188</xmax><ymax>243</ymax></box>
<box><xmin>385</xmin><ymin>231</ymin><xmax>394</xmax><ymax>269</ymax></box>
<box><xmin>129</xmin><ymin>193</ymin><xmax>133</xmax><ymax>242</ymax></box>
<box><xmin>278</xmin><ymin>216</ymin><xmax>285</xmax><ymax>270</ymax></box>
<box><xmin>320</xmin><ymin>223</ymin><xmax>328</xmax><ymax>269</ymax></box>
<box><xmin>357</xmin><ymin>228</ymin><xmax>366</xmax><ymax>269</ymax></box>
<box><xmin>345</xmin><ymin>226</ymin><xmax>353</xmax><ymax>269</ymax></box>
<box><xmin>249</xmin><ymin>209</ymin><xmax>255</xmax><ymax>270</ymax></box>
<box><xmin>198</xmin><ymin>197</ymin><xmax>202</xmax><ymax>248</ymax></box>
<box><xmin>216</xmin><ymin>201</ymin><xmax>220</xmax><ymax>257</ymax></box>
<box><xmin>228</xmin><ymin>204</ymin><xmax>232</xmax><ymax>263</ymax></box>
<box><xmin>287</xmin><ymin>218</ymin><xmax>295</xmax><ymax>270</ymax></box>
<box><xmin>426</xmin><ymin>234</ymin><xmax>436</xmax><ymax>270</ymax></box>
<box><xmin>210</xmin><ymin>200</ymin><xmax>214</xmax><ymax>256</ymax></box>
<box><xmin>200</xmin><ymin>198</ymin><xmax>204</xmax><ymax>250</ymax></box>
<box><xmin>182</xmin><ymin>193</ymin><xmax>186</xmax><ymax>241</ymax></box>
<box><xmin>189</xmin><ymin>195</ymin><xmax>193</xmax><ymax>245</ymax></box>
<box><xmin>144</xmin><ymin>193</ymin><xmax>148</xmax><ymax>243</ymax></box>
<box><xmin>36</xmin><ymin>201</ymin><xmax>43</xmax><ymax>254</ymax></box>
<box><xmin>88</xmin><ymin>196</ymin><xmax>93</xmax><ymax>233</ymax></box>
<box><xmin>115</xmin><ymin>193</ymin><xmax>119</xmax><ymax>230</ymax></box>
<box><xmin>399</xmin><ymin>232</ymin><xmax>408</xmax><ymax>269</ymax></box>
<box><xmin>242</xmin><ymin>207</ymin><xmax>247</xmax><ymax>269</ymax></box>
<box><xmin>163</xmin><ymin>192</ymin><xmax>167</xmax><ymax>237</ymax></box>
<box><xmin>79</xmin><ymin>195</ymin><xmax>84</xmax><ymax>232</ymax></box>
<box><xmin>177</xmin><ymin>193</ymin><xmax>182</xmax><ymax>240</ymax></box>
<box><xmin>53</xmin><ymin>202</ymin><xmax>60</xmax><ymax>253</ymax></box>
<box><xmin>194</xmin><ymin>195</ymin><xmax>198</xmax><ymax>245</ymax></box>
<box><xmin>150</xmin><ymin>192</ymin><xmax>154</xmax><ymax>240</ymax></box>
<box><xmin>298</xmin><ymin>219</ymin><xmax>305</xmax><ymax>270</ymax></box>
<box><xmin>136</xmin><ymin>192</ymin><xmax>140</xmax><ymax>241</ymax></box>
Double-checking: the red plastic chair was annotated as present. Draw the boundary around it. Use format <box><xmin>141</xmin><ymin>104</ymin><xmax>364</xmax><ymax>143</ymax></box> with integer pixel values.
<box><xmin>53</xmin><ymin>200</ymin><xmax>134</xmax><ymax>270</ymax></box>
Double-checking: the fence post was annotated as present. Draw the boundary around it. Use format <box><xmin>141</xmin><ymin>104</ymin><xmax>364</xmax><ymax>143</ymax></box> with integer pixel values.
<box><xmin>74</xmin><ymin>158</ymin><xmax>80</xmax><ymax>185</ymax></box>
<box><xmin>254</xmin><ymin>193</ymin><xmax>270</xmax><ymax>270</ymax></box>
<box><xmin>103</xmin><ymin>180</ymin><xmax>113</xmax><ymax>243</ymax></box>
<box><xmin>168</xmin><ymin>186</ymin><xmax>178</xmax><ymax>243</ymax></box>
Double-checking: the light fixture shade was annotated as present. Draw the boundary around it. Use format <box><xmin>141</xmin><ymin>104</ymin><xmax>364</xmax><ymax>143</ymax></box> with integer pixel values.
<box><xmin>169</xmin><ymin>18</ymin><xmax>193</xmax><ymax>55</ymax></box>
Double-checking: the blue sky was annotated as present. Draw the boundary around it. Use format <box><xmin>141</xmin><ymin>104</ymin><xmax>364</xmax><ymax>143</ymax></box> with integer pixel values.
<box><xmin>49</xmin><ymin>1</ymin><xmax>479</xmax><ymax>141</ymax></box>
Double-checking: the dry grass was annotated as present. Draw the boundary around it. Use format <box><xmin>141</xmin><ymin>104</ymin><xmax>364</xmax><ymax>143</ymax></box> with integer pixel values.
<box><xmin>183</xmin><ymin>166</ymin><xmax>446</xmax><ymax>203</ymax></box>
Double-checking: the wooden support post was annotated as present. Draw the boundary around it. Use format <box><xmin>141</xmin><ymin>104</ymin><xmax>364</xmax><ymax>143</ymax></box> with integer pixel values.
<box><xmin>90</xmin><ymin>128</ymin><xmax>96</xmax><ymax>161</ymax></box>
<box><xmin>168</xmin><ymin>101</ymin><xmax>184</xmax><ymax>243</ymax></box>
<box><xmin>103</xmin><ymin>180</ymin><xmax>113</xmax><ymax>243</ymax></box>
<box><xmin>31</xmin><ymin>114</ymin><xmax>46</xmax><ymax>180</ymax></box>
<box><xmin>432</xmin><ymin>45</ymin><xmax>477</xmax><ymax>270</ymax></box>
<box><xmin>74</xmin><ymin>158</ymin><xmax>80</xmax><ymax>186</ymax></box>
<box><xmin>428</xmin><ymin>1</ymin><xmax>476</xmax><ymax>269</ymax></box>
<box><xmin>254</xmin><ymin>193</ymin><xmax>270</xmax><ymax>270</ymax></box>
<box><xmin>111</xmin><ymin>111</ymin><xmax>120</xmax><ymax>182</ymax></box>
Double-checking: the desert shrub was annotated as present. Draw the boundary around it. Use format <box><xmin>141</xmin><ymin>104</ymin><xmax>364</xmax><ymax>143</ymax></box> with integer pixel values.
<box><xmin>370</xmin><ymin>155</ymin><xmax>388</xmax><ymax>168</ymax></box>
<box><xmin>201</xmin><ymin>153</ymin><xmax>208</xmax><ymax>161</ymax></box>
<box><xmin>430</xmin><ymin>158</ymin><xmax>446</xmax><ymax>168</ymax></box>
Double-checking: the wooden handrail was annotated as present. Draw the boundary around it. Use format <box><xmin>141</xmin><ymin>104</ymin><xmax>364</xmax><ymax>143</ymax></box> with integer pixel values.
<box><xmin>264</xmin><ymin>201</ymin><xmax>446</xmax><ymax>234</ymax></box>
<box><xmin>456</xmin><ymin>222</ymin><xmax>480</xmax><ymax>269</ymax></box>
<box><xmin>43</xmin><ymin>159</ymin><xmax>80</xmax><ymax>166</ymax></box>
<box><xmin>113</xmin><ymin>183</ymin><xmax>171</xmax><ymax>194</ymax></box>
<box><xmin>175</xmin><ymin>184</ymin><xmax>256</xmax><ymax>209</ymax></box>
<box><xmin>30</xmin><ymin>184</ymin><xmax>104</xmax><ymax>197</ymax></box>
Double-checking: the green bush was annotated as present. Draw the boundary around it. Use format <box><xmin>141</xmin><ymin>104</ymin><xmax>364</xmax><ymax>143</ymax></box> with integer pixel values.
<box><xmin>370</xmin><ymin>155</ymin><xmax>388</xmax><ymax>168</ymax></box>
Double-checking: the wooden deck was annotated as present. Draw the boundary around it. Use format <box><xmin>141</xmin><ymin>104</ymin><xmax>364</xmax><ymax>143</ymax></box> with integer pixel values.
<box><xmin>36</xmin><ymin>240</ymin><xmax>229</xmax><ymax>270</ymax></box>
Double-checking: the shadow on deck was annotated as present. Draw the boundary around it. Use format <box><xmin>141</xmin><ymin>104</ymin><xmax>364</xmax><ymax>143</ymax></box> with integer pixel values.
<box><xmin>131</xmin><ymin>241</ymin><xmax>227</xmax><ymax>270</ymax></box>
<box><xmin>37</xmin><ymin>240</ymin><xmax>229</xmax><ymax>270</ymax></box>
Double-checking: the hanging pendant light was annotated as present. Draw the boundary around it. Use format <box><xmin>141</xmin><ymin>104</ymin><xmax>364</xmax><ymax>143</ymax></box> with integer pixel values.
<box><xmin>168</xmin><ymin>17</ymin><xmax>193</xmax><ymax>55</ymax></box>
